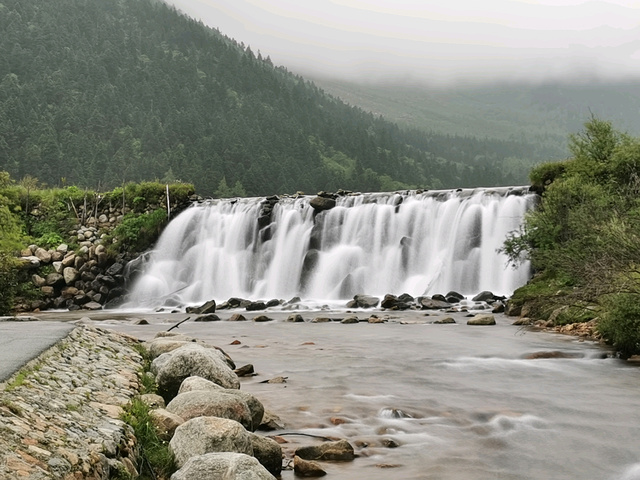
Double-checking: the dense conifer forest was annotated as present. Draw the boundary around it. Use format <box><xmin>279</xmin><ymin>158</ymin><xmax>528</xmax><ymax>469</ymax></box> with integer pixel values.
<box><xmin>1</xmin><ymin>0</ymin><xmax>539</xmax><ymax>196</ymax></box>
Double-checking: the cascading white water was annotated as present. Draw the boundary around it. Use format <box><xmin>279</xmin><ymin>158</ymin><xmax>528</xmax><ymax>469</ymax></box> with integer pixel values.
<box><xmin>128</xmin><ymin>187</ymin><xmax>534</xmax><ymax>308</ymax></box>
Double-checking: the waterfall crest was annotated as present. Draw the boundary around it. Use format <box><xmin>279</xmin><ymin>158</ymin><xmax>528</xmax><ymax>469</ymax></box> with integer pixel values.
<box><xmin>128</xmin><ymin>187</ymin><xmax>534</xmax><ymax>307</ymax></box>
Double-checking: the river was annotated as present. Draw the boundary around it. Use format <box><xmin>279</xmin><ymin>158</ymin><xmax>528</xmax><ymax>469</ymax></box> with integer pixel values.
<box><xmin>77</xmin><ymin>309</ymin><xmax>640</xmax><ymax>480</ymax></box>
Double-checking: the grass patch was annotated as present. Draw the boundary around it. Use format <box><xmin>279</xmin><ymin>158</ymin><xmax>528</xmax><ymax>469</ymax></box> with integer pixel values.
<box><xmin>0</xmin><ymin>399</ymin><xmax>24</xmax><ymax>416</ymax></box>
<box><xmin>121</xmin><ymin>342</ymin><xmax>175</xmax><ymax>479</ymax></box>
<box><xmin>121</xmin><ymin>398</ymin><xmax>175</xmax><ymax>479</ymax></box>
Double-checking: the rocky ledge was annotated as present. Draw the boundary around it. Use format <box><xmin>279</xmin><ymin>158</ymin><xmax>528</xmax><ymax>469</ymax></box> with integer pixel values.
<box><xmin>0</xmin><ymin>326</ymin><xmax>142</xmax><ymax>479</ymax></box>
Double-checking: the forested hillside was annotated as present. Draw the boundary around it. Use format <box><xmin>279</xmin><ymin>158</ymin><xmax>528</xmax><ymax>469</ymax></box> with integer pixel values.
<box><xmin>1</xmin><ymin>0</ymin><xmax>538</xmax><ymax>196</ymax></box>
<box><xmin>314</xmin><ymin>78</ymin><xmax>640</xmax><ymax>166</ymax></box>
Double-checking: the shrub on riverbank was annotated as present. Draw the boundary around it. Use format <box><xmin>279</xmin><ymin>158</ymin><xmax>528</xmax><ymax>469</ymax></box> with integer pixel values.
<box><xmin>504</xmin><ymin>117</ymin><xmax>640</xmax><ymax>355</ymax></box>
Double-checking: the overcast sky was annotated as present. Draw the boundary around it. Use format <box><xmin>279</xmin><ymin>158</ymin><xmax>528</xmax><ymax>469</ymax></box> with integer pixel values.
<box><xmin>166</xmin><ymin>0</ymin><xmax>640</xmax><ymax>86</ymax></box>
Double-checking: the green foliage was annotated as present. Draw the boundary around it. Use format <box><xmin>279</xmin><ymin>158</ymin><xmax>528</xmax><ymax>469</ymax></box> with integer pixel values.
<box><xmin>110</xmin><ymin>209</ymin><xmax>168</xmax><ymax>253</ymax></box>
<box><xmin>0</xmin><ymin>252</ymin><xmax>19</xmax><ymax>315</ymax></box>
<box><xmin>0</xmin><ymin>0</ymin><xmax>542</xmax><ymax>195</ymax></box>
<box><xmin>529</xmin><ymin>161</ymin><xmax>567</xmax><ymax>192</ymax></box>
<box><xmin>121</xmin><ymin>397</ymin><xmax>175</xmax><ymax>479</ymax></box>
<box><xmin>122</xmin><ymin>343</ymin><xmax>174</xmax><ymax>479</ymax></box>
<box><xmin>506</xmin><ymin>118</ymin><xmax>640</xmax><ymax>354</ymax></box>
<box><xmin>36</xmin><ymin>232</ymin><xmax>64</xmax><ymax>249</ymax></box>
<box><xmin>598</xmin><ymin>294</ymin><xmax>640</xmax><ymax>357</ymax></box>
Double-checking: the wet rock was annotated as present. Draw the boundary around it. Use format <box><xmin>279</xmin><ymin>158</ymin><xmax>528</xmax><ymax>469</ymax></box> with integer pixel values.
<box><xmin>253</xmin><ymin>315</ymin><xmax>273</xmax><ymax>322</ymax></box>
<box><xmin>265</xmin><ymin>299</ymin><xmax>281</xmax><ymax>308</ymax></box>
<box><xmin>229</xmin><ymin>313</ymin><xmax>247</xmax><ymax>322</ymax></box>
<box><xmin>247</xmin><ymin>302</ymin><xmax>267</xmax><ymax>311</ymax></box>
<box><xmin>418</xmin><ymin>296</ymin><xmax>451</xmax><ymax>310</ymax></box>
<box><xmin>341</xmin><ymin>316</ymin><xmax>359</xmax><ymax>324</ymax></box>
<box><xmin>492</xmin><ymin>302</ymin><xmax>505</xmax><ymax>313</ymax></box>
<box><xmin>83</xmin><ymin>301</ymin><xmax>102</xmax><ymax>310</ymax></box>
<box><xmin>169</xmin><ymin>417</ymin><xmax>253</xmax><ymax>468</ymax></box>
<box><xmin>433</xmin><ymin>317</ymin><xmax>456</xmax><ymax>324</ymax></box>
<box><xmin>258</xmin><ymin>410</ymin><xmax>285</xmax><ymax>431</ymax></box>
<box><xmin>381</xmin><ymin>294</ymin><xmax>412</xmax><ymax>310</ymax></box>
<box><xmin>467</xmin><ymin>314</ymin><xmax>496</xmax><ymax>326</ymax></box>
<box><xmin>235</xmin><ymin>364</ymin><xmax>255</xmax><ymax>377</ymax></box>
<box><xmin>472</xmin><ymin>291</ymin><xmax>496</xmax><ymax>302</ymax></box>
<box><xmin>294</xmin><ymin>455</ymin><xmax>327</xmax><ymax>477</ymax></box>
<box><xmin>295</xmin><ymin>439</ymin><xmax>355</xmax><ymax>461</ymax></box>
<box><xmin>194</xmin><ymin>313</ymin><xmax>221</xmax><ymax>322</ymax></box>
<box><xmin>186</xmin><ymin>299</ymin><xmax>217</xmax><ymax>314</ymax></box>
<box><xmin>522</xmin><ymin>351</ymin><xmax>581</xmax><ymax>359</ymax></box>
<box><xmin>505</xmin><ymin>301</ymin><xmax>522</xmax><ymax>316</ymax></box>
<box><xmin>311</xmin><ymin>317</ymin><xmax>331</xmax><ymax>323</ymax></box>
<box><xmin>368</xmin><ymin>315</ymin><xmax>385</xmax><ymax>323</ymax></box>
<box><xmin>286</xmin><ymin>314</ymin><xmax>305</xmax><ymax>322</ymax></box>
<box><xmin>249</xmin><ymin>433</ymin><xmax>282</xmax><ymax>476</ymax></box>
<box><xmin>446</xmin><ymin>291</ymin><xmax>465</xmax><ymax>302</ymax></box>
<box><xmin>352</xmin><ymin>294</ymin><xmax>380</xmax><ymax>308</ymax></box>
<box><xmin>309</xmin><ymin>196</ymin><xmax>336</xmax><ymax>212</ymax></box>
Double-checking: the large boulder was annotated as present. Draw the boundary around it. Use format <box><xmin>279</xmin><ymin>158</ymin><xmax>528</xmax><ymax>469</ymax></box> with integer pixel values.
<box><xmin>186</xmin><ymin>299</ymin><xmax>216</xmax><ymax>314</ymax></box>
<box><xmin>249</xmin><ymin>433</ymin><xmax>282</xmax><ymax>476</ymax></box>
<box><xmin>418</xmin><ymin>296</ymin><xmax>451</xmax><ymax>310</ymax></box>
<box><xmin>380</xmin><ymin>294</ymin><xmax>412</xmax><ymax>310</ymax></box>
<box><xmin>472</xmin><ymin>291</ymin><xmax>496</xmax><ymax>302</ymax></box>
<box><xmin>351</xmin><ymin>294</ymin><xmax>379</xmax><ymax>309</ymax></box>
<box><xmin>178</xmin><ymin>376</ymin><xmax>264</xmax><ymax>430</ymax></box>
<box><xmin>147</xmin><ymin>333</ymin><xmax>236</xmax><ymax>368</ymax></box>
<box><xmin>166</xmin><ymin>390</ymin><xmax>254</xmax><ymax>431</ymax></box>
<box><xmin>309</xmin><ymin>196</ymin><xmax>336</xmax><ymax>212</ymax></box>
<box><xmin>169</xmin><ymin>417</ymin><xmax>253</xmax><ymax>468</ymax></box>
<box><xmin>152</xmin><ymin>344</ymin><xmax>240</xmax><ymax>400</ymax></box>
<box><xmin>170</xmin><ymin>452</ymin><xmax>275</xmax><ymax>480</ymax></box>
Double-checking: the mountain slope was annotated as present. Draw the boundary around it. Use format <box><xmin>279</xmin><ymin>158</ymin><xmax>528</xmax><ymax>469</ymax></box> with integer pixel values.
<box><xmin>311</xmin><ymin>77</ymin><xmax>640</xmax><ymax>163</ymax></box>
<box><xmin>0</xmin><ymin>0</ymin><xmax>538</xmax><ymax>195</ymax></box>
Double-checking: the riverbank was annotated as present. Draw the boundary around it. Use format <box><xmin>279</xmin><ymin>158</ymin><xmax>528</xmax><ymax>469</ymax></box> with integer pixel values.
<box><xmin>1</xmin><ymin>310</ymin><xmax>637</xmax><ymax>479</ymax></box>
<box><xmin>0</xmin><ymin>326</ymin><xmax>142</xmax><ymax>479</ymax></box>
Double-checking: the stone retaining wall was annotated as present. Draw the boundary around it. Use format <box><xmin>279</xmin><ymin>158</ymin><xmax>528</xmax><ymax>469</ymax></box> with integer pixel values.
<box><xmin>0</xmin><ymin>327</ymin><xmax>143</xmax><ymax>479</ymax></box>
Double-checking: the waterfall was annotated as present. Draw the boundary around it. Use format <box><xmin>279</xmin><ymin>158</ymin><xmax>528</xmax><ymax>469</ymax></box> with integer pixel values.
<box><xmin>127</xmin><ymin>187</ymin><xmax>534</xmax><ymax>308</ymax></box>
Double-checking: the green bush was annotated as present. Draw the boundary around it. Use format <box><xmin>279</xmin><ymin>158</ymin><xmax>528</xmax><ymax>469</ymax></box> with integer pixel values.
<box><xmin>598</xmin><ymin>294</ymin><xmax>640</xmax><ymax>357</ymax></box>
<box><xmin>109</xmin><ymin>209</ymin><xmax>168</xmax><ymax>253</ymax></box>
<box><xmin>0</xmin><ymin>253</ymin><xmax>19</xmax><ymax>314</ymax></box>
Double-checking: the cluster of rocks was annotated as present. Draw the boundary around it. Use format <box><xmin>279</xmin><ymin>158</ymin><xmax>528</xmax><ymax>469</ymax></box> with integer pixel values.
<box><xmin>0</xmin><ymin>326</ymin><xmax>143</xmax><ymax>479</ymax></box>
<box><xmin>347</xmin><ymin>291</ymin><xmax>506</xmax><ymax>312</ymax></box>
<box><xmin>17</xmin><ymin>242</ymin><xmax>130</xmax><ymax>312</ymax></box>
<box><xmin>144</xmin><ymin>332</ymin><xmax>357</xmax><ymax>479</ymax></box>
<box><xmin>182</xmin><ymin>290</ymin><xmax>506</xmax><ymax>317</ymax></box>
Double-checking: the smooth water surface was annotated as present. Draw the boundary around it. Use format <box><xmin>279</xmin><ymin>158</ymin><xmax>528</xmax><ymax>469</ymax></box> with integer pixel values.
<box><xmin>95</xmin><ymin>311</ymin><xmax>640</xmax><ymax>480</ymax></box>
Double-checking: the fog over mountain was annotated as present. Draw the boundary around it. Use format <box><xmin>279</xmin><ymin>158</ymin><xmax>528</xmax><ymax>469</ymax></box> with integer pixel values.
<box><xmin>165</xmin><ymin>0</ymin><xmax>640</xmax><ymax>87</ymax></box>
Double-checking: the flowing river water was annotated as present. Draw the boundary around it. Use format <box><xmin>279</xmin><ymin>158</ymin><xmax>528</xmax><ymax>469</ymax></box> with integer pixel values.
<box><xmin>69</xmin><ymin>309</ymin><xmax>640</xmax><ymax>480</ymax></box>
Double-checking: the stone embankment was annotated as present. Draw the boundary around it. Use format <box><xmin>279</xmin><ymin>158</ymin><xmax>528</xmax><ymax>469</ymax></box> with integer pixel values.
<box><xmin>0</xmin><ymin>326</ymin><xmax>142</xmax><ymax>479</ymax></box>
<box><xmin>15</xmin><ymin>194</ymin><xmax>199</xmax><ymax>313</ymax></box>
